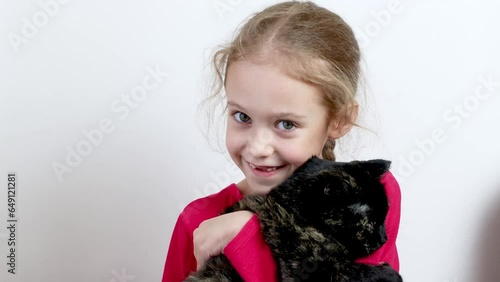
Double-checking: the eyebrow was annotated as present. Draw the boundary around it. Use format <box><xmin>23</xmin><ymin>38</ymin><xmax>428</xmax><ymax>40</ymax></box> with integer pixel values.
<box><xmin>227</xmin><ymin>101</ymin><xmax>307</xmax><ymax>120</ymax></box>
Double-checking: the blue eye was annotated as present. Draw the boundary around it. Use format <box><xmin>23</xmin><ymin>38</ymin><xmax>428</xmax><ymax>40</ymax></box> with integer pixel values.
<box><xmin>277</xmin><ymin>120</ymin><xmax>296</xmax><ymax>131</ymax></box>
<box><xmin>233</xmin><ymin>111</ymin><xmax>251</xmax><ymax>123</ymax></box>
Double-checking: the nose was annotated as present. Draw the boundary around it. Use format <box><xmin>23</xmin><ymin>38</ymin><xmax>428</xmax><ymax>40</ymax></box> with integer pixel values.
<box><xmin>247</xmin><ymin>129</ymin><xmax>274</xmax><ymax>158</ymax></box>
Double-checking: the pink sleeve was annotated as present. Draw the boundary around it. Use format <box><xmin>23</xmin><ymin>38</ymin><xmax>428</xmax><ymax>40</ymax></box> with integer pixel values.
<box><xmin>223</xmin><ymin>214</ymin><xmax>278</xmax><ymax>282</ymax></box>
<box><xmin>355</xmin><ymin>171</ymin><xmax>401</xmax><ymax>271</ymax></box>
<box><xmin>162</xmin><ymin>214</ymin><xmax>197</xmax><ymax>282</ymax></box>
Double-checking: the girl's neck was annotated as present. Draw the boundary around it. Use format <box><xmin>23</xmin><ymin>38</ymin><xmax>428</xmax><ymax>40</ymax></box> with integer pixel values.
<box><xmin>236</xmin><ymin>178</ymin><xmax>250</xmax><ymax>196</ymax></box>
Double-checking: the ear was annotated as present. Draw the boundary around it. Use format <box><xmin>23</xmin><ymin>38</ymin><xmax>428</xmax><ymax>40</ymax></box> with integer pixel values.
<box><xmin>352</xmin><ymin>159</ymin><xmax>391</xmax><ymax>178</ymax></box>
<box><xmin>327</xmin><ymin>103</ymin><xmax>359</xmax><ymax>139</ymax></box>
<box><xmin>364</xmin><ymin>159</ymin><xmax>391</xmax><ymax>177</ymax></box>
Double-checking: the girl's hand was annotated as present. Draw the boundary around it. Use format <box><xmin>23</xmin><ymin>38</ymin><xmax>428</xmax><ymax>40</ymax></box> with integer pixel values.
<box><xmin>193</xmin><ymin>210</ymin><xmax>254</xmax><ymax>270</ymax></box>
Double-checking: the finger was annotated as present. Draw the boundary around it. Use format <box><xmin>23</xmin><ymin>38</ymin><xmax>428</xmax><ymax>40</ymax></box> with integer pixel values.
<box><xmin>194</xmin><ymin>245</ymin><xmax>209</xmax><ymax>271</ymax></box>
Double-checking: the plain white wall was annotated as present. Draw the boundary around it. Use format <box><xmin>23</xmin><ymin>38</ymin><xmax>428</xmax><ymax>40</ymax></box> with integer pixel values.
<box><xmin>1</xmin><ymin>1</ymin><xmax>499</xmax><ymax>281</ymax></box>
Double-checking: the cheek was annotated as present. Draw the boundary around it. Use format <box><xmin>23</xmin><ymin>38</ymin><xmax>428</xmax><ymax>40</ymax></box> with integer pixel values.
<box><xmin>225</xmin><ymin>127</ymin><xmax>244</xmax><ymax>154</ymax></box>
<box><xmin>282</xmin><ymin>139</ymin><xmax>324</xmax><ymax>165</ymax></box>
<box><xmin>280</xmin><ymin>142</ymin><xmax>311</xmax><ymax>164</ymax></box>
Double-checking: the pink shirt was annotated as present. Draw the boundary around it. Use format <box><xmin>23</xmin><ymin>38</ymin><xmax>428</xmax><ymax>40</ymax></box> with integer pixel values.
<box><xmin>162</xmin><ymin>171</ymin><xmax>401</xmax><ymax>282</ymax></box>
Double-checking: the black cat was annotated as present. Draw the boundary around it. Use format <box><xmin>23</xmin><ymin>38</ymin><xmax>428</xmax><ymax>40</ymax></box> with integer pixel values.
<box><xmin>185</xmin><ymin>156</ymin><xmax>403</xmax><ymax>281</ymax></box>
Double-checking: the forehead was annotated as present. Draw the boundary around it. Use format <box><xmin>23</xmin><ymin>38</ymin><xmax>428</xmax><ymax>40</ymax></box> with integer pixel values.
<box><xmin>225</xmin><ymin>60</ymin><xmax>326</xmax><ymax>118</ymax></box>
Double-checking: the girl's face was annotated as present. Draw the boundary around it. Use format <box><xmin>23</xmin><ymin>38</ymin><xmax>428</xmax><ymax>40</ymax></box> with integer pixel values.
<box><xmin>225</xmin><ymin>59</ymin><xmax>343</xmax><ymax>195</ymax></box>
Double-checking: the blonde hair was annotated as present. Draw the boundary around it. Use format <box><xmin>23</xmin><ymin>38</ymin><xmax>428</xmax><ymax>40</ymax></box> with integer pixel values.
<box><xmin>198</xmin><ymin>1</ymin><xmax>362</xmax><ymax>161</ymax></box>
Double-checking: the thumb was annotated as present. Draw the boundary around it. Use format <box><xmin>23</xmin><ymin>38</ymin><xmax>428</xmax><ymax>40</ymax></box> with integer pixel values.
<box><xmin>195</xmin><ymin>251</ymin><xmax>212</xmax><ymax>271</ymax></box>
<box><xmin>195</xmin><ymin>254</ymin><xmax>205</xmax><ymax>271</ymax></box>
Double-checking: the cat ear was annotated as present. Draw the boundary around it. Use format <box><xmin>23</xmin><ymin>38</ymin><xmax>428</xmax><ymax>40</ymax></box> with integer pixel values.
<box><xmin>350</xmin><ymin>159</ymin><xmax>391</xmax><ymax>178</ymax></box>
<box><xmin>291</xmin><ymin>155</ymin><xmax>346</xmax><ymax>186</ymax></box>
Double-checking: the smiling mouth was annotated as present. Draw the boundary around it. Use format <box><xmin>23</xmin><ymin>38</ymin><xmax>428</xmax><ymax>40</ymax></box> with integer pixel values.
<box><xmin>248</xmin><ymin>162</ymin><xmax>285</xmax><ymax>172</ymax></box>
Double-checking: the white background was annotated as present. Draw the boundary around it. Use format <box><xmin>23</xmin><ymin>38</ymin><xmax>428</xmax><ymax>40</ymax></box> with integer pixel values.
<box><xmin>1</xmin><ymin>1</ymin><xmax>500</xmax><ymax>281</ymax></box>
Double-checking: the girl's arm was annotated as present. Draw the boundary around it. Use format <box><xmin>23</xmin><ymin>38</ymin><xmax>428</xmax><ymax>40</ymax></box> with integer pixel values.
<box><xmin>223</xmin><ymin>213</ymin><xmax>278</xmax><ymax>282</ymax></box>
<box><xmin>162</xmin><ymin>210</ymin><xmax>277</xmax><ymax>282</ymax></box>
<box><xmin>355</xmin><ymin>171</ymin><xmax>402</xmax><ymax>271</ymax></box>
<box><xmin>162</xmin><ymin>213</ymin><xmax>197</xmax><ymax>282</ymax></box>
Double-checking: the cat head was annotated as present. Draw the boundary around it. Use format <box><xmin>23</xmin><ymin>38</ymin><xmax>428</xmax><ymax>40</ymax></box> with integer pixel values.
<box><xmin>270</xmin><ymin>156</ymin><xmax>391</xmax><ymax>258</ymax></box>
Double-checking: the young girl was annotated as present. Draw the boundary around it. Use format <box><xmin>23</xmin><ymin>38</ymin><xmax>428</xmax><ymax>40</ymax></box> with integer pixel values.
<box><xmin>162</xmin><ymin>1</ymin><xmax>401</xmax><ymax>281</ymax></box>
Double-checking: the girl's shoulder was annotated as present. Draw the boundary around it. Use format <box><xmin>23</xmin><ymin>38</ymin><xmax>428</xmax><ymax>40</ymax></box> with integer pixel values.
<box><xmin>177</xmin><ymin>183</ymin><xmax>244</xmax><ymax>231</ymax></box>
<box><xmin>379</xmin><ymin>171</ymin><xmax>401</xmax><ymax>204</ymax></box>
